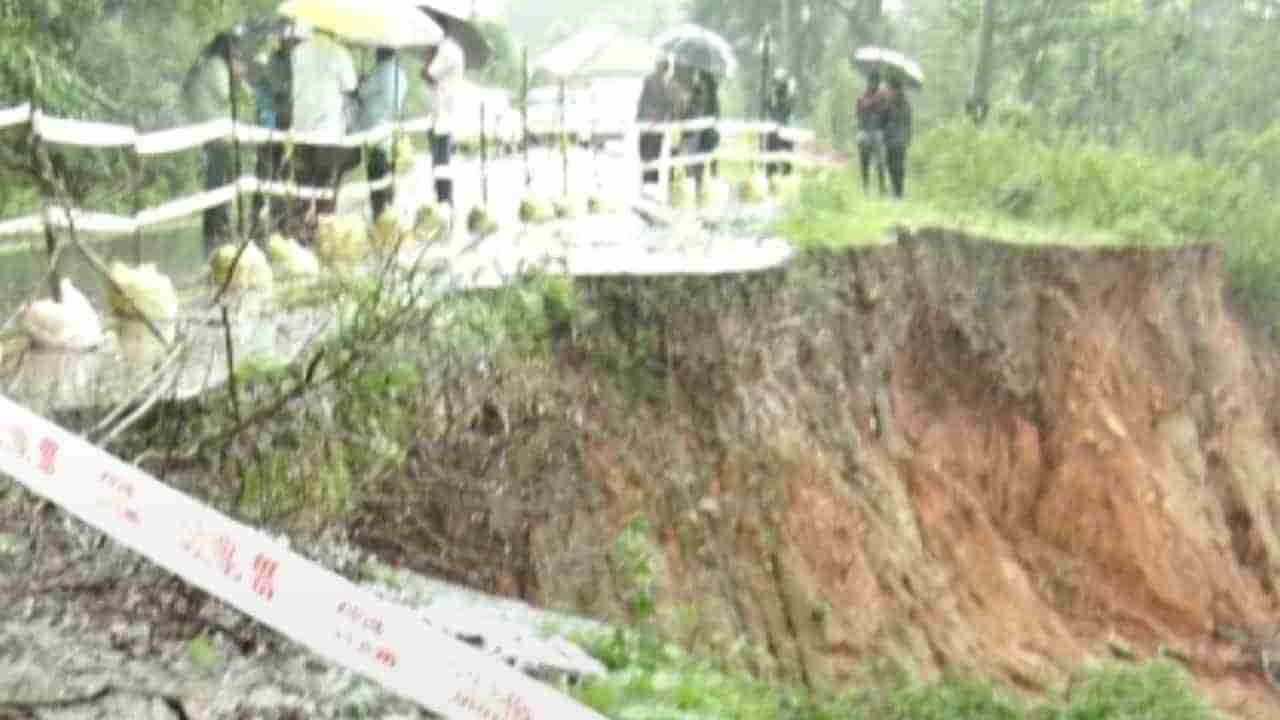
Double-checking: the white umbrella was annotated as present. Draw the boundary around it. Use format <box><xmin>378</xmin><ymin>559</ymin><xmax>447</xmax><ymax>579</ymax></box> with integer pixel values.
<box><xmin>854</xmin><ymin>47</ymin><xmax>925</xmax><ymax>90</ymax></box>
<box><xmin>278</xmin><ymin>0</ymin><xmax>443</xmax><ymax>48</ymax></box>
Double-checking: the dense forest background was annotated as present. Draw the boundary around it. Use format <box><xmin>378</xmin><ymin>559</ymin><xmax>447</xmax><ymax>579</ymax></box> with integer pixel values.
<box><xmin>4</xmin><ymin>0</ymin><xmax>1280</xmax><ymax>217</ymax></box>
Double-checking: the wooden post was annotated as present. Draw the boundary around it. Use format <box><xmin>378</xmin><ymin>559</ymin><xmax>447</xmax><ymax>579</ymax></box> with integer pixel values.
<box><xmin>390</xmin><ymin>53</ymin><xmax>402</xmax><ymax>213</ymax></box>
<box><xmin>28</xmin><ymin>99</ymin><xmax>61</xmax><ymax>302</ymax></box>
<box><xmin>227</xmin><ymin>45</ymin><xmax>245</xmax><ymax>241</ymax></box>
<box><xmin>759</xmin><ymin>34</ymin><xmax>772</xmax><ymax>174</ymax></box>
<box><xmin>656</xmin><ymin>125</ymin><xmax>670</xmax><ymax>202</ymax></box>
<box><xmin>127</xmin><ymin>112</ymin><xmax>144</xmax><ymax>264</ymax></box>
<box><xmin>480</xmin><ymin>102</ymin><xmax>488</xmax><ymax>208</ymax></box>
<box><xmin>521</xmin><ymin>46</ymin><xmax>530</xmax><ymax>189</ymax></box>
<box><xmin>760</xmin><ymin>34</ymin><xmax>772</xmax><ymax>121</ymax></box>
<box><xmin>591</xmin><ymin>96</ymin><xmax>600</xmax><ymax>192</ymax></box>
<box><xmin>559</xmin><ymin>78</ymin><xmax>568</xmax><ymax>199</ymax></box>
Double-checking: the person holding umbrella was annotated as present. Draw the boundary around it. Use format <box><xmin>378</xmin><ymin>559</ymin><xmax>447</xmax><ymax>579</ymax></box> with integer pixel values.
<box><xmin>289</xmin><ymin>21</ymin><xmax>359</xmax><ymax>234</ymax></box>
<box><xmin>852</xmin><ymin>47</ymin><xmax>923</xmax><ymax>197</ymax></box>
<box><xmin>248</xmin><ymin>28</ymin><xmax>298</xmax><ymax>239</ymax></box>
<box><xmin>354</xmin><ymin>47</ymin><xmax>408</xmax><ymax>219</ymax></box>
<box><xmin>422</xmin><ymin>18</ymin><xmax>466</xmax><ymax>207</ymax></box>
<box><xmin>765</xmin><ymin>68</ymin><xmax>796</xmax><ymax>178</ymax></box>
<box><xmin>856</xmin><ymin>71</ymin><xmax>888</xmax><ymax>195</ymax></box>
<box><xmin>882</xmin><ymin>74</ymin><xmax>912</xmax><ymax>198</ymax></box>
<box><xmin>679</xmin><ymin>66</ymin><xmax>721</xmax><ymax>189</ymax></box>
<box><xmin>636</xmin><ymin>55</ymin><xmax>681</xmax><ymax>186</ymax></box>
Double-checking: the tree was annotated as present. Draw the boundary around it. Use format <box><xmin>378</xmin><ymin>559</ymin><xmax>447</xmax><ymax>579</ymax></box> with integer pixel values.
<box><xmin>0</xmin><ymin>1</ymin><xmax>278</xmax><ymax>218</ymax></box>
<box><xmin>475</xmin><ymin>20</ymin><xmax>521</xmax><ymax>92</ymax></box>
<box><xmin>967</xmin><ymin>0</ymin><xmax>996</xmax><ymax>123</ymax></box>
<box><xmin>688</xmin><ymin>0</ymin><xmax>881</xmax><ymax>118</ymax></box>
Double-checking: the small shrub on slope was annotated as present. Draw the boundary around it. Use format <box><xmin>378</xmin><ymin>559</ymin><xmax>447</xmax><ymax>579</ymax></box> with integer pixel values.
<box><xmin>1045</xmin><ymin>660</ymin><xmax>1217</xmax><ymax>720</ymax></box>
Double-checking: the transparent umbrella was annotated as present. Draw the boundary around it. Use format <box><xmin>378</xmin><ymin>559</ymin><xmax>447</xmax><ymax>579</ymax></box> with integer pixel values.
<box><xmin>854</xmin><ymin>47</ymin><xmax>925</xmax><ymax>91</ymax></box>
<box><xmin>654</xmin><ymin>24</ymin><xmax>738</xmax><ymax>79</ymax></box>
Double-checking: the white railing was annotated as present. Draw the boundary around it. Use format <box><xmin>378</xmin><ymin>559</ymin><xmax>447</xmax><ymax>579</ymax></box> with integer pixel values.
<box><xmin>0</xmin><ymin>102</ymin><xmax>815</xmax><ymax>241</ymax></box>
<box><xmin>631</xmin><ymin>117</ymin><xmax>814</xmax><ymax>203</ymax></box>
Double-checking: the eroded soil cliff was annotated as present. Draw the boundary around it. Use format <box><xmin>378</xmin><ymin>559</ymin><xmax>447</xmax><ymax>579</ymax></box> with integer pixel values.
<box><xmin>382</xmin><ymin>229</ymin><xmax>1280</xmax><ymax>717</ymax></box>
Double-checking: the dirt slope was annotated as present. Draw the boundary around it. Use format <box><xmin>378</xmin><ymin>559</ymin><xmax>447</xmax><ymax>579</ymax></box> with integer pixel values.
<box><xmin>391</xmin><ymin>229</ymin><xmax>1280</xmax><ymax>717</ymax></box>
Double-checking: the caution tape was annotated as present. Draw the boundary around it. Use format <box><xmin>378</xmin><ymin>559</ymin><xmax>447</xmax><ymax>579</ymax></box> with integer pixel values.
<box><xmin>0</xmin><ymin>393</ymin><xmax>607</xmax><ymax>720</ymax></box>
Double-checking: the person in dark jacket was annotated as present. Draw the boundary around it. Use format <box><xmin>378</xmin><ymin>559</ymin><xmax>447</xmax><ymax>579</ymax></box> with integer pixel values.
<box><xmin>856</xmin><ymin>71</ymin><xmax>889</xmax><ymax>194</ymax></box>
<box><xmin>249</xmin><ymin>36</ymin><xmax>294</xmax><ymax>239</ymax></box>
<box><xmin>882</xmin><ymin>74</ymin><xmax>912</xmax><ymax>198</ymax></box>
<box><xmin>681</xmin><ymin>68</ymin><xmax>721</xmax><ymax>188</ymax></box>
<box><xmin>355</xmin><ymin>47</ymin><xmax>408</xmax><ymax>220</ymax></box>
<box><xmin>183</xmin><ymin>32</ymin><xmax>245</xmax><ymax>255</ymax></box>
<box><xmin>636</xmin><ymin>56</ymin><xmax>681</xmax><ymax>185</ymax></box>
<box><xmin>765</xmin><ymin>68</ymin><xmax>796</xmax><ymax>177</ymax></box>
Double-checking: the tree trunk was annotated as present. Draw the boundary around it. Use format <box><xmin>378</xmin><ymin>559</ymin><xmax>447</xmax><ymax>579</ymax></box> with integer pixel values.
<box><xmin>968</xmin><ymin>0</ymin><xmax>997</xmax><ymax>124</ymax></box>
<box><xmin>780</xmin><ymin>0</ymin><xmax>790</xmax><ymax>78</ymax></box>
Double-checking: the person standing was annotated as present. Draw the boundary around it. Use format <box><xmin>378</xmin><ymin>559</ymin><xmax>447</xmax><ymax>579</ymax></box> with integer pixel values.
<box><xmin>182</xmin><ymin>32</ymin><xmax>245</xmax><ymax>255</ymax></box>
<box><xmin>636</xmin><ymin>56</ymin><xmax>680</xmax><ymax>186</ymax></box>
<box><xmin>290</xmin><ymin>23</ymin><xmax>357</xmax><ymax>230</ymax></box>
<box><xmin>882</xmin><ymin>74</ymin><xmax>913</xmax><ymax>199</ymax></box>
<box><xmin>248</xmin><ymin>35</ymin><xmax>294</xmax><ymax>239</ymax></box>
<box><xmin>681</xmin><ymin>68</ymin><xmax>721</xmax><ymax>188</ymax></box>
<box><xmin>856</xmin><ymin>72</ymin><xmax>891</xmax><ymax>194</ymax></box>
<box><xmin>765</xmin><ymin>68</ymin><xmax>796</xmax><ymax>178</ymax></box>
<box><xmin>423</xmin><ymin>20</ymin><xmax>465</xmax><ymax>207</ymax></box>
<box><xmin>354</xmin><ymin>47</ymin><xmax>408</xmax><ymax>220</ymax></box>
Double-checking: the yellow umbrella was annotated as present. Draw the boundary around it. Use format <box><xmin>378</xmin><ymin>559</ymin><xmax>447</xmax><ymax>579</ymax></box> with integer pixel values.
<box><xmin>279</xmin><ymin>0</ymin><xmax>443</xmax><ymax>48</ymax></box>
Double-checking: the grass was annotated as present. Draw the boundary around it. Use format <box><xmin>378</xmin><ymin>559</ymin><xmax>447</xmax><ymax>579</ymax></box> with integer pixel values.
<box><xmin>776</xmin><ymin>117</ymin><xmax>1280</xmax><ymax>323</ymax></box>
<box><xmin>774</xmin><ymin>166</ymin><xmax>1128</xmax><ymax>251</ymax></box>
<box><xmin>570</xmin><ymin>619</ymin><xmax>1221</xmax><ymax>720</ymax></box>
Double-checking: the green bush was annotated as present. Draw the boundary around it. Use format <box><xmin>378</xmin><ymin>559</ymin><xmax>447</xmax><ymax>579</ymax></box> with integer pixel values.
<box><xmin>913</xmin><ymin>118</ymin><xmax>1280</xmax><ymax>317</ymax></box>
<box><xmin>573</xmin><ymin>625</ymin><xmax>848</xmax><ymax>720</ymax></box>
<box><xmin>852</xmin><ymin>676</ymin><xmax>1026</xmax><ymax>720</ymax></box>
<box><xmin>781</xmin><ymin>117</ymin><xmax>1280</xmax><ymax>322</ymax></box>
<box><xmin>570</xmin><ymin>644</ymin><xmax>1219</xmax><ymax>720</ymax></box>
<box><xmin>811</xmin><ymin>57</ymin><xmax>862</xmax><ymax>157</ymax></box>
<box><xmin>1045</xmin><ymin>660</ymin><xmax>1217</xmax><ymax>720</ymax></box>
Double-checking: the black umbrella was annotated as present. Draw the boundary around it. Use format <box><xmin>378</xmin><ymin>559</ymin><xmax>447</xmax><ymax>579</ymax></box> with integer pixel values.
<box><xmin>413</xmin><ymin>1</ymin><xmax>493</xmax><ymax>70</ymax></box>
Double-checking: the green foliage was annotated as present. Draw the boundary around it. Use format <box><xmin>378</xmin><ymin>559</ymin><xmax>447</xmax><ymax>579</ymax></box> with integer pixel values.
<box><xmin>853</xmin><ymin>676</ymin><xmax>1026</xmax><ymax>719</ymax></box>
<box><xmin>910</xmin><ymin>118</ymin><xmax>1280</xmax><ymax>315</ymax></box>
<box><xmin>0</xmin><ymin>1</ymin><xmax>275</xmax><ymax>219</ymax></box>
<box><xmin>184</xmin><ymin>633</ymin><xmax>222</xmax><ymax>672</ymax></box>
<box><xmin>474</xmin><ymin>20</ymin><xmax>521</xmax><ymax>92</ymax></box>
<box><xmin>573</xmin><ymin>624</ymin><xmax>856</xmax><ymax>720</ymax></box>
<box><xmin>573</xmin><ymin>629</ymin><xmax>1219</xmax><ymax>720</ymax></box>
<box><xmin>811</xmin><ymin>57</ymin><xmax>861</xmax><ymax>156</ymax></box>
<box><xmin>609</xmin><ymin>515</ymin><xmax>659</xmax><ymax>624</ymax></box>
<box><xmin>1043</xmin><ymin>661</ymin><xmax>1217</xmax><ymax>720</ymax></box>
<box><xmin>782</xmin><ymin>118</ymin><xmax>1280</xmax><ymax>322</ymax></box>
<box><xmin>235</xmin><ymin>426</ymin><xmax>354</xmax><ymax>525</ymax></box>
<box><xmin>775</xmin><ymin>167</ymin><xmax>1109</xmax><ymax>252</ymax></box>
<box><xmin>466</xmin><ymin>206</ymin><xmax>499</xmax><ymax>236</ymax></box>
<box><xmin>434</xmin><ymin>271</ymin><xmax>575</xmax><ymax>357</ymax></box>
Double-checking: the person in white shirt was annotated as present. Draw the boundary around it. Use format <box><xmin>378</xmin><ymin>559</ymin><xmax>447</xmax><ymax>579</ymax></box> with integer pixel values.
<box><xmin>354</xmin><ymin>47</ymin><xmax>409</xmax><ymax>219</ymax></box>
<box><xmin>422</xmin><ymin>21</ymin><xmax>465</xmax><ymax>206</ymax></box>
<box><xmin>290</xmin><ymin>24</ymin><xmax>358</xmax><ymax>225</ymax></box>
